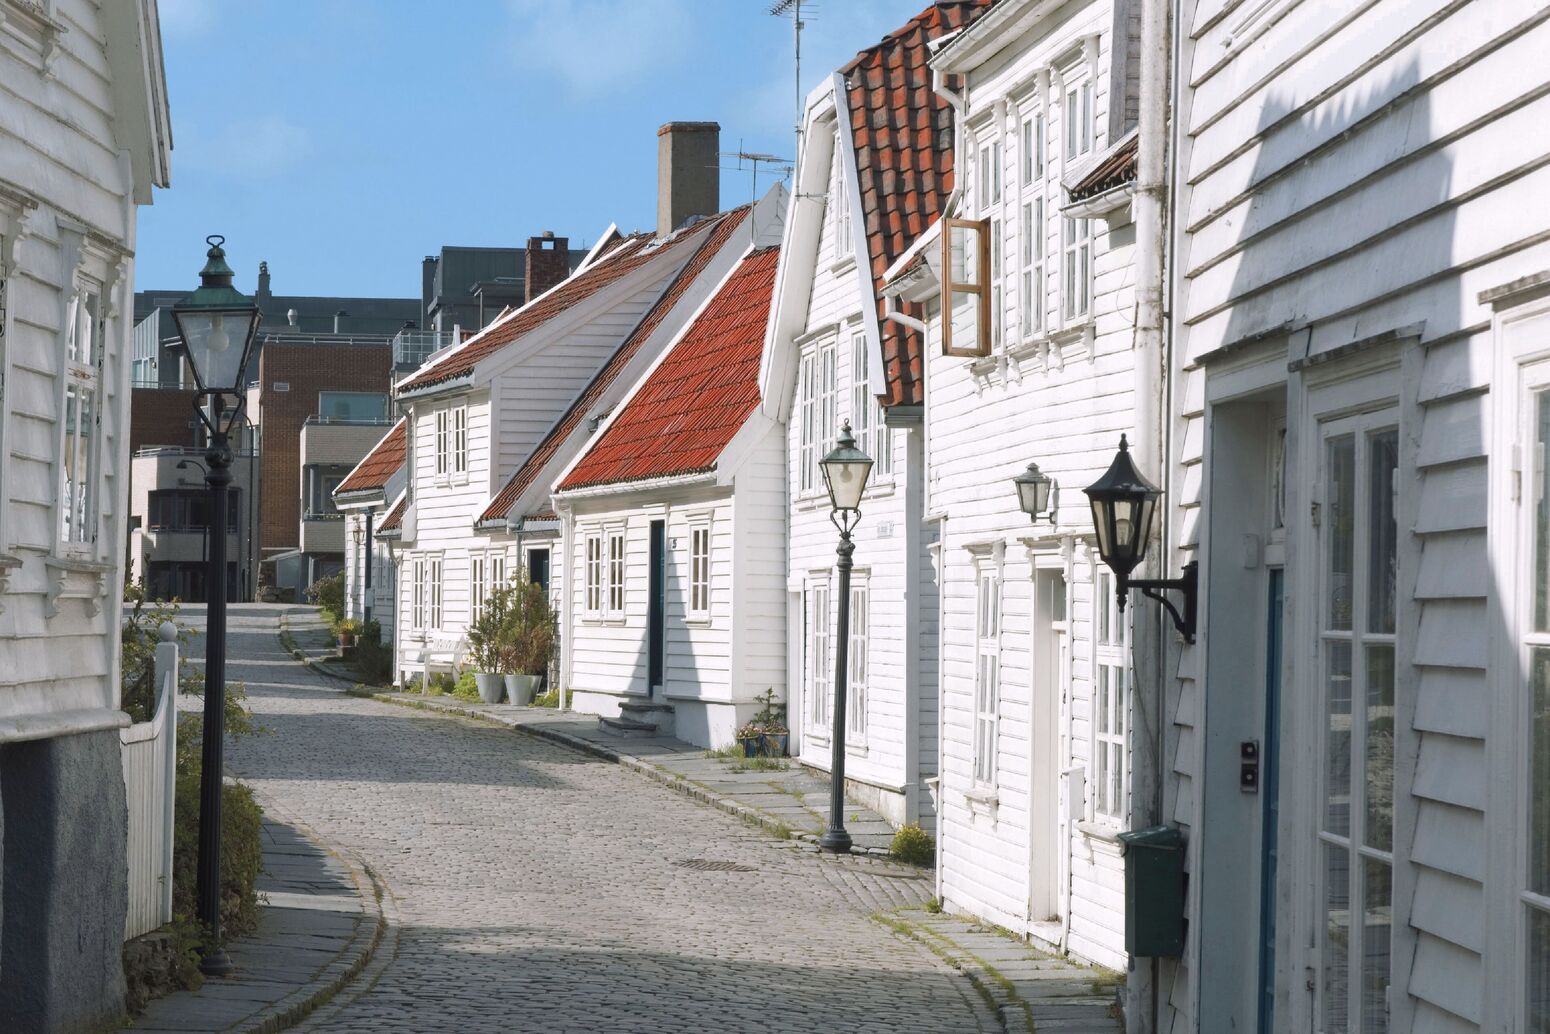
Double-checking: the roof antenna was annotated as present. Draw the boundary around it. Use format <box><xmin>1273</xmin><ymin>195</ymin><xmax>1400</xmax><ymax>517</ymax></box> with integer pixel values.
<box><xmin>721</xmin><ymin>142</ymin><xmax>793</xmax><ymax>242</ymax></box>
<box><xmin>770</xmin><ymin>0</ymin><xmax>813</xmax><ymax>158</ymax></box>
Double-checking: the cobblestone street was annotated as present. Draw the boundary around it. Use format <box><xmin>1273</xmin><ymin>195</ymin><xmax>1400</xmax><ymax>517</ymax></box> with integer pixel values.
<box><xmin>216</xmin><ymin>607</ymin><xmax>991</xmax><ymax>1032</ymax></box>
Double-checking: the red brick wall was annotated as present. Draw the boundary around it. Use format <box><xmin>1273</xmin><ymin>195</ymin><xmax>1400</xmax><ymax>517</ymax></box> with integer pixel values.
<box><xmin>255</xmin><ymin>341</ymin><xmax>392</xmax><ymax>554</ymax></box>
<box><xmin>129</xmin><ymin>387</ymin><xmax>201</xmax><ymax>451</ymax></box>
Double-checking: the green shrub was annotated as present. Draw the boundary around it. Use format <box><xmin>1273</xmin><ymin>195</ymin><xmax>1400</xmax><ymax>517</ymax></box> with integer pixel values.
<box><xmin>306</xmin><ymin>573</ymin><xmax>345</xmax><ymax>619</ymax></box>
<box><xmin>353</xmin><ymin>621</ymin><xmax>393</xmax><ymax>684</ymax></box>
<box><xmin>120</xmin><ymin>583</ymin><xmax>205</xmax><ymax>724</ymax></box>
<box><xmin>426</xmin><ymin>671</ymin><xmax>455</xmax><ymax>696</ymax></box>
<box><xmin>890</xmin><ymin>822</ymin><xmax>935</xmax><ymax>867</ymax></box>
<box><xmin>452</xmin><ymin>670</ymin><xmax>481</xmax><ymax>700</ymax></box>
<box><xmin>532</xmin><ymin>689</ymin><xmax>560</xmax><ymax>709</ymax></box>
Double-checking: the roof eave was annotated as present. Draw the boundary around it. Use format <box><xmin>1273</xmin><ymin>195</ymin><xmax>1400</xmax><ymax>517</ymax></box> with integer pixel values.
<box><xmin>554</xmin><ymin>469</ymin><xmax>718</xmax><ymax>501</ymax></box>
<box><xmin>1062</xmin><ymin>181</ymin><xmax>1135</xmax><ymax>218</ymax></box>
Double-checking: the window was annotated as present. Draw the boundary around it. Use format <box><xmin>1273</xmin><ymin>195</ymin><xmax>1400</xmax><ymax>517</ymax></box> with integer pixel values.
<box><xmin>148</xmin><ymin>489</ymin><xmax>240</xmax><ymax>531</ymax></box>
<box><xmin>807</xmin><ymin>577</ymin><xmax>831</xmax><ymax>732</ymax></box>
<box><xmin>607</xmin><ymin>530</ymin><xmax>625</xmax><ymax>616</ymax></box>
<box><xmin>317</xmin><ymin>391</ymin><xmax>387</xmax><ymax>423</ymax></box>
<box><xmin>1093</xmin><ymin>567</ymin><xmax>1130</xmax><ymax>823</ymax></box>
<box><xmin>470</xmin><ymin>554</ymin><xmax>486</xmax><ymax>623</ymax></box>
<box><xmin>798</xmin><ymin>337</ymin><xmax>840</xmax><ymax>494</ymax></box>
<box><xmin>1522</xmin><ymin>379</ymin><xmax>1550</xmax><ymax>1028</ymax></box>
<box><xmin>427</xmin><ymin>555</ymin><xmax>443</xmax><ymax>630</ymax></box>
<box><xmin>1062</xmin><ymin>216</ymin><xmax>1092</xmax><ymax>322</ymax></box>
<box><xmin>1065</xmin><ymin>76</ymin><xmax>1093</xmax><ymax>159</ymax></box>
<box><xmin>979</xmin><ymin>137</ymin><xmax>1005</xmax><ymax>349</ymax></box>
<box><xmin>974</xmin><ymin>565</ymin><xmax>1001</xmax><ymax>786</ymax></box>
<box><xmin>1021</xmin><ymin>199</ymin><xmax>1045</xmax><ymax>337</ymax></box>
<box><xmin>411</xmin><ymin>556</ymin><xmax>426</xmax><ymax>630</ymax></box>
<box><xmin>490</xmin><ymin>551</ymin><xmax>505</xmax><ymax>594</ymax></box>
<box><xmin>585</xmin><ymin>534</ymin><xmax>602</xmax><ymax>615</ymax></box>
<box><xmin>452</xmin><ymin>406</ymin><xmax>467</xmax><ymax>475</ymax></box>
<box><xmin>848</xmin><ymin>578</ymin><xmax>869</xmax><ymax>740</ymax></box>
<box><xmin>61</xmin><ymin>284</ymin><xmax>103</xmax><ymax>548</ymax></box>
<box><xmin>850</xmin><ymin>332</ymin><xmax>891</xmax><ymax>479</ymax></box>
<box><xmin>830</xmin><ymin>142</ymin><xmax>851</xmax><ymax>263</ymax></box>
<box><xmin>1021</xmin><ymin>109</ymin><xmax>1045</xmax><ymax>185</ymax></box>
<box><xmin>942</xmin><ymin>219</ymin><xmax>991</xmax><ymax>357</ymax></box>
<box><xmin>434</xmin><ymin>410</ymin><xmax>448</xmax><ymax>476</ymax></box>
<box><xmin>689</xmin><ymin>524</ymin><xmax>711</xmax><ymax>618</ymax></box>
<box><xmin>1315</xmin><ymin>413</ymin><xmax>1397</xmax><ymax>1033</ymax></box>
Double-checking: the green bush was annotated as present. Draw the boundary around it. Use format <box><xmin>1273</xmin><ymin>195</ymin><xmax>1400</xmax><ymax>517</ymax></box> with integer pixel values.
<box><xmin>306</xmin><ymin>573</ymin><xmax>345</xmax><ymax>621</ymax></box>
<box><xmin>532</xmin><ymin>689</ymin><xmax>560</xmax><ymax>709</ymax></box>
<box><xmin>452</xmin><ymin>670</ymin><xmax>481</xmax><ymax>700</ymax></box>
<box><xmin>353</xmin><ymin>620</ymin><xmax>393</xmax><ymax>684</ymax></box>
<box><xmin>120</xmin><ymin>582</ymin><xmax>205</xmax><ymax>724</ymax></box>
<box><xmin>426</xmin><ymin>671</ymin><xmax>455</xmax><ymax>696</ymax></box>
<box><xmin>890</xmin><ymin>822</ymin><xmax>935</xmax><ymax>867</ymax></box>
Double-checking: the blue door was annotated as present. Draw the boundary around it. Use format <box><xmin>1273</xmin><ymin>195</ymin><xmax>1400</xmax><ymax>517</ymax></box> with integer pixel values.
<box><xmin>648</xmin><ymin>520</ymin><xmax>666</xmax><ymax>693</ymax></box>
<box><xmin>1258</xmin><ymin>568</ymin><xmax>1284</xmax><ymax>1034</ymax></box>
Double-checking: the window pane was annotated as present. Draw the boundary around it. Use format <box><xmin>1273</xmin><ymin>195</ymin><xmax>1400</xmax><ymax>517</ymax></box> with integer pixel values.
<box><xmin>1365</xmin><ymin>644</ymin><xmax>1396</xmax><ymax>852</ymax></box>
<box><xmin>1367</xmin><ymin>429</ymin><xmax>1398</xmax><ymax>634</ymax></box>
<box><xmin>1328</xmin><ymin>435</ymin><xmax>1356</xmax><ymax>631</ymax></box>
<box><xmin>1362</xmin><ymin>860</ymin><xmax>1392</xmax><ymax>1033</ymax></box>
<box><xmin>1529</xmin><ymin>904</ymin><xmax>1550</xmax><ymax>1031</ymax></box>
<box><xmin>1325</xmin><ymin>639</ymin><xmax>1353</xmax><ymax>839</ymax></box>
<box><xmin>1322</xmin><ymin>841</ymin><xmax>1351</xmax><ymax>1031</ymax></box>
<box><xmin>1538</xmin><ymin>391</ymin><xmax>1550</xmax><ymax>632</ymax></box>
<box><xmin>319</xmin><ymin>391</ymin><xmax>387</xmax><ymax>422</ymax></box>
<box><xmin>1533</xmin><ymin>646</ymin><xmax>1550</xmax><ymax>898</ymax></box>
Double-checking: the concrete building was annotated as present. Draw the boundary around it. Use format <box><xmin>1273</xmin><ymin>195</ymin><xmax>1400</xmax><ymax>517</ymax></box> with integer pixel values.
<box><xmin>0</xmin><ymin>0</ymin><xmax>171</xmax><ymax>1028</ymax></box>
<box><xmin>420</xmin><ymin>236</ymin><xmax>589</xmax><ymax>336</ymax></box>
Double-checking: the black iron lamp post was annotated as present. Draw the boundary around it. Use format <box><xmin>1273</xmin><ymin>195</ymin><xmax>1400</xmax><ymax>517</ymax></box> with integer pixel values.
<box><xmin>1012</xmin><ymin>461</ymin><xmax>1057</xmax><ymax>523</ymax></box>
<box><xmin>169</xmin><ymin>236</ymin><xmax>262</xmax><ymax>976</ymax></box>
<box><xmin>817</xmin><ymin>421</ymin><xmax>873</xmax><ymax>854</ymax></box>
<box><xmin>1083</xmin><ymin>435</ymin><xmax>1197</xmax><ymax>641</ymax></box>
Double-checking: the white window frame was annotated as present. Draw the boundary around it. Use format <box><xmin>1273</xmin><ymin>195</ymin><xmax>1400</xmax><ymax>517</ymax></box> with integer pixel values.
<box><xmin>1091</xmin><ymin>566</ymin><xmax>1130</xmax><ymax>825</ymax></box>
<box><xmin>847</xmin><ymin>572</ymin><xmax>869</xmax><ymax>743</ymax></box>
<box><xmin>688</xmin><ymin>520</ymin><xmax>711</xmax><ymax>621</ymax></box>
<box><xmin>978</xmin><ymin>132</ymin><xmax>1007</xmax><ymax>351</ymax></box>
<box><xmin>806</xmin><ymin>573</ymin><xmax>832</xmax><ymax>737</ymax></box>
<box><xmin>1063</xmin><ymin>72</ymin><xmax>1093</xmax><ymax>160</ymax></box>
<box><xmin>434</xmin><ymin>409</ymin><xmax>448</xmax><ymax>478</ymax></box>
<box><xmin>427</xmin><ymin>554</ymin><xmax>443</xmax><ymax>630</ymax></box>
<box><xmin>60</xmin><ymin>277</ymin><xmax>105</xmax><ymax>552</ymax></box>
<box><xmin>452</xmin><ymin>405</ymin><xmax>467</xmax><ymax>476</ymax></box>
<box><xmin>489</xmin><ymin>550</ymin><xmax>506</xmax><ymax>593</ymax></box>
<box><xmin>606</xmin><ymin>528</ymin><xmax>625</xmax><ymax>618</ymax></box>
<box><xmin>798</xmin><ymin>336</ymin><xmax>839</xmax><ymax>497</ymax></box>
<box><xmin>973</xmin><ymin>561</ymin><xmax>1002</xmax><ymax>788</ymax></box>
<box><xmin>849</xmin><ymin>330</ymin><xmax>891</xmax><ymax>481</ymax></box>
<box><xmin>830</xmin><ymin>140</ymin><xmax>852</xmax><ymax>265</ymax></box>
<box><xmin>411</xmin><ymin>555</ymin><xmax>426</xmax><ymax>631</ymax></box>
<box><xmin>1018</xmin><ymin>100</ymin><xmax>1046</xmax><ymax>342</ymax></box>
<box><xmin>470</xmin><ymin>553</ymin><xmax>486</xmax><ymax>623</ymax></box>
<box><xmin>1062</xmin><ymin>215</ymin><xmax>1092</xmax><ymax>324</ymax></box>
<box><xmin>584</xmin><ymin>532</ymin><xmax>603</xmax><ymax>618</ymax></box>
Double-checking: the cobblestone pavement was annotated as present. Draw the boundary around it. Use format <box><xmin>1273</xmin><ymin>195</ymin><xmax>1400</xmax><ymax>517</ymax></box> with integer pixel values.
<box><xmin>217</xmin><ymin>606</ymin><xmax>992</xmax><ymax>1033</ymax></box>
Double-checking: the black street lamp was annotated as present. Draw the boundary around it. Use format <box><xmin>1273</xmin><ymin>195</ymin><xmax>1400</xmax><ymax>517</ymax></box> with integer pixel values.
<box><xmin>169</xmin><ymin>236</ymin><xmax>262</xmax><ymax>976</ymax></box>
<box><xmin>817</xmin><ymin>421</ymin><xmax>873</xmax><ymax>854</ymax></box>
<box><xmin>1084</xmin><ymin>435</ymin><xmax>1197</xmax><ymax>641</ymax></box>
<box><xmin>1012</xmin><ymin>461</ymin><xmax>1056</xmax><ymax>523</ymax></box>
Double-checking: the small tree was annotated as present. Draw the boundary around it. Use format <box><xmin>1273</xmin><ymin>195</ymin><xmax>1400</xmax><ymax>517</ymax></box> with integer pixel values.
<box><xmin>466</xmin><ymin>583</ymin><xmax>516</xmax><ymax>673</ymax></box>
<box><xmin>504</xmin><ymin>579</ymin><xmax>556</xmax><ymax>676</ymax></box>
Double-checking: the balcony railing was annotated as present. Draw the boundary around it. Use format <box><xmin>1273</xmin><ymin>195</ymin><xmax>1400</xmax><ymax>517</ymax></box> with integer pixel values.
<box><xmin>392</xmin><ymin>329</ymin><xmax>456</xmax><ymax>369</ymax></box>
<box><xmin>303</xmin><ymin>415</ymin><xmax>392</xmax><ymax>427</ymax></box>
<box><xmin>302</xmin><ymin>510</ymin><xmax>345</xmax><ymax>522</ymax></box>
<box><xmin>134</xmin><ymin>446</ymin><xmax>256</xmax><ymax>459</ymax></box>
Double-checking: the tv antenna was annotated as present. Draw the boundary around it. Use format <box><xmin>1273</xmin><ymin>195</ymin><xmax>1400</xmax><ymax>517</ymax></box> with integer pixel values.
<box><xmin>721</xmin><ymin>145</ymin><xmax>793</xmax><ymax>236</ymax></box>
<box><xmin>769</xmin><ymin>0</ymin><xmax>812</xmax><ymax>154</ymax></box>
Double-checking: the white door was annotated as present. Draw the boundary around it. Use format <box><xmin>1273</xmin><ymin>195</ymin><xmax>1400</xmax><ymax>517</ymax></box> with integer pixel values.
<box><xmin>1029</xmin><ymin>567</ymin><xmax>1067</xmax><ymax>924</ymax></box>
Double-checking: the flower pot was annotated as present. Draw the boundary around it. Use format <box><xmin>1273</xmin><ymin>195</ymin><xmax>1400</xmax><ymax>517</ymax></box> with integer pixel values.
<box><xmin>474</xmin><ymin>672</ymin><xmax>504</xmax><ymax>704</ymax></box>
<box><xmin>763</xmin><ymin>732</ymin><xmax>789</xmax><ymax>757</ymax></box>
<box><xmin>740</xmin><ymin>736</ymin><xmax>763</xmax><ymax>758</ymax></box>
<box><xmin>338</xmin><ymin>632</ymin><xmax>356</xmax><ymax>648</ymax></box>
<box><xmin>504</xmin><ymin>674</ymin><xmax>541</xmax><ymax>706</ymax></box>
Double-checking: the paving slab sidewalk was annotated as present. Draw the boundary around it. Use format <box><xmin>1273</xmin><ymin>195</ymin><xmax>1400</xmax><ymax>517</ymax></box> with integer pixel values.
<box><xmin>121</xmin><ymin>808</ymin><xmax>383</xmax><ymax>1034</ymax></box>
<box><xmin>372</xmin><ymin>690</ymin><xmax>904</xmax><ymax>856</ymax></box>
<box><xmin>882</xmin><ymin>909</ymin><xmax>1124</xmax><ymax>1034</ymax></box>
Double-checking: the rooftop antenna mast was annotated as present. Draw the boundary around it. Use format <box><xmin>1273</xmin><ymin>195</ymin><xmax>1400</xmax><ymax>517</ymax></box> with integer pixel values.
<box><xmin>769</xmin><ymin>0</ymin><xmax>812</xmax><ymax>157</ymax></box>
<box><xmin>720</xmin><ymin>143</ymin><xmax>793</xmax><ymax>240</ymax></box>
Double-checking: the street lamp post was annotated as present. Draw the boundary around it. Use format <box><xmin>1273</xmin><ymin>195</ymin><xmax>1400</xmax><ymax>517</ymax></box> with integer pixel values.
<box><xmin>170</xmin><ymin>236</ymin><xmax>262</xmax><ymax>977</ymax></box>
<box><xmin>817</xmin><ymin>421</ymin><xmax>873</xmax><ymax>854</ymax></box>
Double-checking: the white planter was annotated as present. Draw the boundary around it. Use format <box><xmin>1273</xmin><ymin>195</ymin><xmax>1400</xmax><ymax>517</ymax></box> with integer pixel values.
<box><xmin>504</xmin><ymin>674</ymin><xmax>541</xmax><ymax>706</ymax></box>
<box><xmin>474</xmin><ymin>672</ymin><xmax>504</xmax><ymax>704</ymax></box>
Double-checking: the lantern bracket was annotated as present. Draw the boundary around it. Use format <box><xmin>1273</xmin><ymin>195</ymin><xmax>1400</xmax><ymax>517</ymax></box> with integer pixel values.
<box><xmin>1121</xmin><ymin>560</ymin><xmax>1197</xmax><ymax>642</ymax></box>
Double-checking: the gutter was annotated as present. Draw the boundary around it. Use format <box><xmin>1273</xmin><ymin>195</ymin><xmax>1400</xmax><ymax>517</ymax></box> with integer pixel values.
<box><xmin>551</xmin><ymin>469</ymin><xmax>718</xmax><ymax>502</ymax></box>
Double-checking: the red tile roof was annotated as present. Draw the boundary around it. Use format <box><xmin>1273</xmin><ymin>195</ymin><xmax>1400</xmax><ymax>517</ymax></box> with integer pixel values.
<box><xmin>842</xmin><ymin>0</ymin><xmax>995</xmax><ymax>407</ymax></box>
<box><xmin>557</xmin><ymin>247</ymin><xmax>780</xmax><ymax>492</ymax></box>
<box><xmin>1069</xmin><ymin>132</ymin><xmax>1138</xmax><ymax>201</ymax></box>
<box><xmin>377</xmin><ymin>494</ymin><xmax>407</xmax><ymax>533</ymax></box>
<box><xmin>396</xmin><ymin>220</ymin><xmax>714</xmax><ymax>393</ymax></box>
<box><xmin>479</xmin><ymin>206</ymin><xmax>752</xmax><ymax>526</ymax></box>
<box><xmin>334</xmin><ymin>418</ymin><xmax>407</xmax><ymax>497</ymax></box>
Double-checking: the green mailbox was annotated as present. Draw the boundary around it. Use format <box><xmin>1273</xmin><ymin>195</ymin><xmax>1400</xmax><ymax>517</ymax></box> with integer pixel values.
<box><xmin>1117</xmin><ymin>824</ymin><xmax>1185</xmax><ymax>957</ymax></box>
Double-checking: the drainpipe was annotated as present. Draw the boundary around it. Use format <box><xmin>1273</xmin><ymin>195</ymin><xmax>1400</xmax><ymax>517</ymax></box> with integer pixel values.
<box><xmin>363</xmin><ymin>509</ymin><xmax>374</xmax><ymax>625</ymax></box>
<box><xmin>1133</xmin><ymin>2</ymin><xmax>1171</xmax><ymax>1032</ymax></box>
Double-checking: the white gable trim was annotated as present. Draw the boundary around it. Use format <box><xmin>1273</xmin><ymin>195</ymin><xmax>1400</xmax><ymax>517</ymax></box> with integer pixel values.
<box><xmin>831</xmin><ymin>71</ymin><xmax>889</xmax><ymax>400</ymax></box>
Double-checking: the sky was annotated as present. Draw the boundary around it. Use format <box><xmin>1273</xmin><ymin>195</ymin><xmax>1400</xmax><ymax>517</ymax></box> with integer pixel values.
<box><xmin>137</xmin><ymin>0</ymin><xmax>924</xmax><ymax>299</ymax></box>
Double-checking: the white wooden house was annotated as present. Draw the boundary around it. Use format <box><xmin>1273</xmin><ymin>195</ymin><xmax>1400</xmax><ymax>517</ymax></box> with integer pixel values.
<box><xmin>760</xmin><ymin>0</ymin><xmax>991</xmax><ymax>832</ymax></box>
<box><xmin>334</xmin><ymin>416</ymin><xmax>406</xmax><ymax>636</ymax></box>
<box><xmin>0</xmin><ymin>0</ymin><xmax>171</xmax><ymax>1027</ymax></box>
<box><xmin>885</xmin><ymin>0</ymin><xmax>1148</xmax><ymax>973</ymax></box>
<box><xmin>550</xmin><ymin>244</ymin><xmax>784</xmax><ymax>746</ymax></box>
<box><xmin>1163</xmin><ymin>1</ymin><xmax>1550</xmax><ymax>1031</ymax></box>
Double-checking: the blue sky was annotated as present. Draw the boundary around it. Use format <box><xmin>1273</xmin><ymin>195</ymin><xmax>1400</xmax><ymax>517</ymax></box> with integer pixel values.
<box><xmin>137</xmin><ymin>0</ymin><xmax>923</xmax><ymax>299</ymax></box>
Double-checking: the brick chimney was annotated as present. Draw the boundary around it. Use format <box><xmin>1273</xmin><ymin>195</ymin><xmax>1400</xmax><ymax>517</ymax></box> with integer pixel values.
<box><xmin>525</xmin><ymin>231</ymin><xmax>569</xmax><ymax>304</ymax></box>
<box><xmin>657</xmin><ymin>121</ymin><xmax>720</xmax><ymax>238</ymax></box>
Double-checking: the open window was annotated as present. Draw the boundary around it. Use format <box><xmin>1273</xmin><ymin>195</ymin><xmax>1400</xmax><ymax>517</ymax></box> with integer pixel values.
<box><xmin>942</xmin><ymin>218</ymin><xmax>991</xmax><ymax>357</ymax></box>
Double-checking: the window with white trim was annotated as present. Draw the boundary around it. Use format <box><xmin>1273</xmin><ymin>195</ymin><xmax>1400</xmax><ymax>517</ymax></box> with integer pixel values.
<box><xmin>606</xmin><ymin>530</ymin><xmax>625</xmax><ymax>617</ymax></box>
<box><xmin>807</xmin><ymin>575</ymin><xmax>831</xmax><ymax>733</ymax></box>
<box><xmin>1092</xmin><ymin>567</ymin><xmax>1130</xmax><ymax>823</ymax></box>
<box><xmin>1062</xmin><ymin>216</ymin><xmax>1092</xmax><ymax>323</ymax></box>
<box><xmin>1019</xmin><ymin>102</ymin><xmax>1046</xmax><ymax>340</ymax></box>
<box><xmin>849</xmin><ymin>331</ymin><xmax>891</xmax><ymax>479</ymax></box>
<box><xmin>798</xmin><ymin>337</ymin><xmax>839</xmax><ymax>495</ymax></box>
<box><xmin>978</xmin><ymin>136</ymin><xmax>1005</xmax><ymax>349</ymax></box>
<box><xmin>470</xmin><ymin>554</ymin><xmax>486</xmax><ymax>623</ymax></box>
<box><xmin>973</xmin><ymin>563</ymin><xmax>1001</xmax><ymax>786</ymax></box>
<box><xmin>489</xmin><ymin>550</ymin><xmax>505</xmax><ymax>592</ymax></box>
<box><xmin>830</xmin><ymin>141</ymin><xmax>851</xmax><ymax>263</ymax></box>
<box><xmin>1064</xmin><ymin>74</ymin><xmax>1093</xmax><ymax>159</ymax></box>
<box><xmin>411</xmin><ymin>555</ymin><xmax>426</xmax><ymax>630</ymax></box>
<box><xmin>847</xmin><ymin>576</ymin><xmax>869</xmax><ymax>741</ymax></box>
<box><xmin>427</xmin><ymin>554</ymin><xmax>443</xmax><ymax>630</ymax></box>
<box><xmin>1517</xmin><ymin>367</ymin><xmax>1550</xmax><ymax>1028</ymax></box>
<box><xmin>434</xmin><ymin>410</ymin><xmax>448</xmax><ymax>477</ymax></box>
<box><xmin>452</xmin><ymin>406</ymin><xmax>467</xmax><ymax>475</ymax></box>
<box><xmin>61</xmin><ymin>282</ymin><xmax>103</xmax><ymax>548</ymax></box>
<box><xmin>689</xmin><ymin>523</ymin><xmax>711</xmax><ymax>619</ymax></box>
<box><xmin>1314</xmin><ymin>411</ymin><xmax>1397</xmax><ymax>1032</ymax></box>
<box><xmin>584</xmin><ymin>533</ymin><xmax>602</xmax><ymax>616</ymax></box>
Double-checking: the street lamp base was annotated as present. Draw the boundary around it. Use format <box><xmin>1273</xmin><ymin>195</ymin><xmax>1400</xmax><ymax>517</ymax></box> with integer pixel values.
<box><xmin>199</xmin><ymin>946</ymin><xmax>234</xmax><ymax>977</ymax></box>
<box><xmin>818</xmin><ymin>828</ymin><xmax>852</xmax><ymax>854</ymax></box>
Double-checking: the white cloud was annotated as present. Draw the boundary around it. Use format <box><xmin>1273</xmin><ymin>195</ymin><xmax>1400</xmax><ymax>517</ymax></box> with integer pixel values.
<box><xmin>179</xmin><ymin>115</ymin><xmax>311</xmax><ymax>179</ymax></box>
<box><xmin>503</xmin><ymin>0</ymin><xmax>697</xmax><ymax>98</ymax></box>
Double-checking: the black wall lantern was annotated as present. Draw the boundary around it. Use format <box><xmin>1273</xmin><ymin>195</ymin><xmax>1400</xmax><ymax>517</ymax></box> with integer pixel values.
<box><xmin>1012</xmin><ymin>461</ymin><xmax>1056</xmax><ymax>523</ymax></box>
<box><xmin>1084</xmin><ymin>435</ymin><xmax>1197</xmax><ymax>641</ymax></box>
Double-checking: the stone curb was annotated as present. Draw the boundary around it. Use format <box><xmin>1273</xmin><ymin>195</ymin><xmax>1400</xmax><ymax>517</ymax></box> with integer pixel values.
<box><xmin>370</xmin><ymin>693</ymin><xmax>902</xmax><ymax>860</ymax></box>
<box><xmin>276</xmin><ymin>614</ymin><xmax>370</xmax><ymax>687</ymax></box>
<box><xmin>875</xmin><ymin>913</ymin><xmax>1034</xmax><ymax>1034</ymax></box>
<box><xmin>230</xmin><ymin>791</ymin><xmax>390</xmax><ymax>1034</ymax></box>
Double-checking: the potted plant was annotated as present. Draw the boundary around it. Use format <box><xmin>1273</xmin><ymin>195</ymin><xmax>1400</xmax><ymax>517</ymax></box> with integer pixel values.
<box><xmin>336</xmin><ymin>618</ymin><xmax>361</xmax><ymax>649</ymax></box>
<box><xmin>751</xmin><ymin>689</ymin><xmax>789</xmax><ymax>757</ymax></box>
<box><xmin>501</xmin><ymin>578</ymin><xmax>555</xmax><ymax>706</ymax></box>
<box><xmin>735</xmin><ymin>721</ymin><xmax>765</xmax><ymax>758</ymax></box>
<box><xmin>465</xmin><ymin>585</ymin><xmax>512</xmax><ymax>704</ymax></box>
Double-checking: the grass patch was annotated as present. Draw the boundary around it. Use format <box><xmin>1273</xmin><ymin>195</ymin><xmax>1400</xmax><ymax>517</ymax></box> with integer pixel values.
<box><xmin>925</xmin><ymin>896</ymin><xmax>943</xmax><ymax>914</ymax></box>
<box><xmin>727</xmin><ymin>755</ymin><xmax>789</xmax><ymax>773</ymax></box>
<box><xmin>346</xmin><ymin>683</ymin><xmax>377</xmax><ymax>699</ymax></box>
<box><xmin>531</xmin><ymin>688</ymin><xmax>560</xmax><ymax>709</ymax></box>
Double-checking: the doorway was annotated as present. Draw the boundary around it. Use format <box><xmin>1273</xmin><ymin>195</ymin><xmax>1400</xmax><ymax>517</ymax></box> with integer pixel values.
<box><xmin>1029</xmin><ymin>566</ymin><xmax>1067</xmax><ymax>927</ymax></box>
<box><xmin>1258</xmin><ymin>568</ymin><xmax>1284</xmax><ymax>1034</ymax></box>
<box><xmin>527</xmin><ymin>547</ymin><xmax>550</xmax><ymax>593</ymax></box>
<box><xmin>648</xmin><ymin>520</ymin><xmax>666</xmax><ymax>694</ymax></box>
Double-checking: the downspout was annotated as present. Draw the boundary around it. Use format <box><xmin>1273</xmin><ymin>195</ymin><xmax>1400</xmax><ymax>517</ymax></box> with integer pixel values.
<box><xmin>1133</xmin><ymin>1</ymin><xmax>1171</xmax><ymax>1032</ymax></box>
<box><xmin>883</xmin><ymin>294</ymin><xmax>928</xmax><ymax>336</ymax></box>
<box><xmin>363</xmin><ymin>509</ymin><xmax>374</xmax><ymax>625</ymax></box>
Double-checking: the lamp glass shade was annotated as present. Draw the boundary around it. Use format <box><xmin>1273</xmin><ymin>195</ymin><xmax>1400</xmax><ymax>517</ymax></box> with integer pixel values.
<box><xmin>821</xmin><ymin>423</ymin><xmax>873</xmax><ymax>512</ymax></box>
<box><xmin>1083</xmin><ymin>435</ymin><xmax>1162</xmax><ymax>577</ymax></box>
<box><xmin>173</xmin><ymin>306</ymin><xmax>261</xmax><ymax>394</ymax></box>
<box><xmin>1013</xmin><ymin>462</ymin><xmax>1053</xmax><ymax>519</ymax></box>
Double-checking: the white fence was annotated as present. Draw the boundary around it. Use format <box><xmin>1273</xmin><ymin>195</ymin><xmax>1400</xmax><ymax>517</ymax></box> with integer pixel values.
<box><xmin>121</xmin><ymin>623</ymin><xmax>178</xmax><ymax>941</ymax></box>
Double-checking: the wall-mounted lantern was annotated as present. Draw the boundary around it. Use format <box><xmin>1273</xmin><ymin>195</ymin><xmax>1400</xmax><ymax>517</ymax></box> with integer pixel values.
<box><xmin>1012</xmin><ymin>461</ymin><xmax>1057</xmax><ymax>524</ymax></box>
